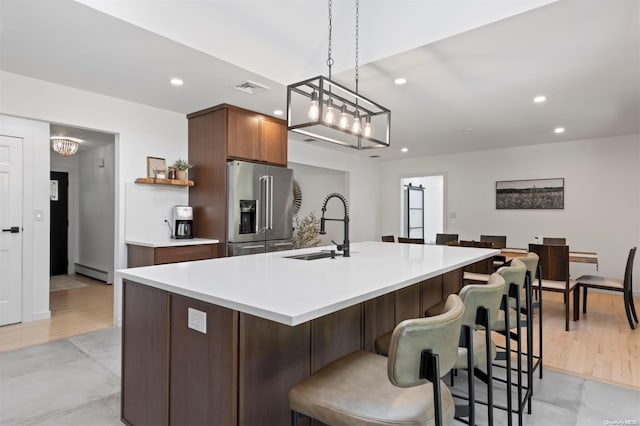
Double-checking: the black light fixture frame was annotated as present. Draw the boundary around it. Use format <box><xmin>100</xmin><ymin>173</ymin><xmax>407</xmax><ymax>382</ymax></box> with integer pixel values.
<box><xmin>287</xmin><ymin>76</ymin><xmax>391</xmax><ymax>150</ymax></box>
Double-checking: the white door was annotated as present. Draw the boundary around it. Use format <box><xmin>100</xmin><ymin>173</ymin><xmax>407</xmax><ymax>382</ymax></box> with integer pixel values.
<box><xmin>0</xmin><ymin>135</ymin><xmax>22</xmax><ymax>326</ymax></box>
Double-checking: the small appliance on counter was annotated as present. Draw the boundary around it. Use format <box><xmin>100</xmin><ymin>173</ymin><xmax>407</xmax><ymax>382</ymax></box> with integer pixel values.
<box><xmin>172</xmin><ymin>205</ymin><xmax>193</xmax><ymax>239</ymax></box>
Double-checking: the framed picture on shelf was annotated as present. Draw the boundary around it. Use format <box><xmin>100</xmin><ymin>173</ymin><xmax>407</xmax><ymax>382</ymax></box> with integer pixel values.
<box><xmin>147</xmin><ymin>156</ymin><xmax>166</xmax><ymax>178</ymax></box>
<box><xmin>496</xmin><ymin>178</ymin><xmax>564</xmax><ymax>209</ymax></box>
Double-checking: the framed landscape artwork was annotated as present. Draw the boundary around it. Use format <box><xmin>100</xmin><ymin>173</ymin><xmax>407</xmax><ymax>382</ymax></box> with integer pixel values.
<box><xmin>496</xmin><ymin>178</ymin><xmax>564</xmax><ymax>209</ymax></box>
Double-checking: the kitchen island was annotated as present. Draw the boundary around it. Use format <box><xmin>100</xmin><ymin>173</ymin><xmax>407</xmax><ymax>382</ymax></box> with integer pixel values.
<box><xmin>118</xmin><ymin>241</ymin><xmax>498</xmax><ymax>426</ymax></box>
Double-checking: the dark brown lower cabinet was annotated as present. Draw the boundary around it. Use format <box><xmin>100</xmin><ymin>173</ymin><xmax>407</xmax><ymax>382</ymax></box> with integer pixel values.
<box><xmin>238</xmin><ymin>314</ymin><xmax>310</xmax><ymax>426</ymax></box>
<box><xmin>121</xmin><ymin>280</ymin><xmax>170</xmax><ymax>426</ymax></box>
<box><xmin>170</xmin><ymin>296</ymin><xmax>237</xmax><ymax>426</ymax></box>
<box><xmin>121</xmin><ymin>268</ymin><xmax>463</xmax><ymax>425</ymax></box>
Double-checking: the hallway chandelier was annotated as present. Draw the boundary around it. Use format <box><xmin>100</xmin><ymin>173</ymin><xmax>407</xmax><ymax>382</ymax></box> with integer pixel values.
<box><xmin>287</xmin><ymin>0</ymin><xmax>390</xmax><ymax>150</ymax></box>
<box><xmin>51</xmin><ymin>137</ymin><xmax>81</xmax><ymax>156</ymax></box>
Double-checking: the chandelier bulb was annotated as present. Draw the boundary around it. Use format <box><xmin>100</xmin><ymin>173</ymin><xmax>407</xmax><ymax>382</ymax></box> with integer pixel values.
<box><xmin>324</xmin><ymin>98</ymin><xmax>335</xmax><ymax>124</ymax></box>
<box><xmin>363</xmin><ymin>116</ymin><xmax>372</xmax><ymax>138</ymax></box>
<box><xmin>308</xmin><ymin>91</ymin><xmax>319</xmax><ymax>121</ymax></box>
<box><xmin>352</xmin><ymin>111</ymin><xmax>362</xmax><ymax>134</ymax></box>
<box><xmin>339</xmin><ymin>104</ymin><xmax>349</xmax><ymax>129</ymax></box>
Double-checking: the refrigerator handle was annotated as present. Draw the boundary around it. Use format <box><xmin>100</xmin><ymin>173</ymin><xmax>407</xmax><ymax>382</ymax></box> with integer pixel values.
<box><xmin>268</xmin><ymin>175</ymin><xmax>274</xmax><ymax>229</ymax></box>
<box><xmin>260</xmin><ymin>175</ymin><xmax>268</xmax><ymax>233</ymax></box>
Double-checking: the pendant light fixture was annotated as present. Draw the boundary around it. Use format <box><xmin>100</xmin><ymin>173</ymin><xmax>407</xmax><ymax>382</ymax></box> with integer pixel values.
<box><xmin>287</xmin><ymin>0</ymin><xmax>390</xmax><ymax>150</ymax></box>
<box><xmin>50</xmin><ymin>137</ymin><xmax>81</xmax><ymax>156</ymax></box>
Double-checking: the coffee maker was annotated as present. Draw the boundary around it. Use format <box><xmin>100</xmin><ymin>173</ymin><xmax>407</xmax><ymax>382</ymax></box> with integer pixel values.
<box><xmin>172</xmin><ymin>205</ymin><xmax>193</xmax><ymax>239</ymax></box>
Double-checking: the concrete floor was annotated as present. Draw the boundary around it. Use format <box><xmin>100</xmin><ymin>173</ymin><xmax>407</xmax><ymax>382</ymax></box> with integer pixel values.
<box><xmin>0</xmin><ymin>327</ymin><xmax>638</xmax><ymax>426</ymax></box>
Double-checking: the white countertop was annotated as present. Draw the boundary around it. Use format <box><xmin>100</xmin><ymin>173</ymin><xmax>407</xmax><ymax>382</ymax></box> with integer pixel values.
<box><xmin>125</xmin><ymin>238</ymin><xmax>219</xmax><ymax>248</ymax></box>
<box><xmin>117</xmin><ymin>241</ymin><xmax>498</xmax><ymax>326</ymax></box>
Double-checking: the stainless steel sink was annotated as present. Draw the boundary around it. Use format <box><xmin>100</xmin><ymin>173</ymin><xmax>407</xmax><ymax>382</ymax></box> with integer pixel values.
<box><xmin>284</xmin><ymin>251</ymin><xmax>339</xmax><ymax>260</ymax></box>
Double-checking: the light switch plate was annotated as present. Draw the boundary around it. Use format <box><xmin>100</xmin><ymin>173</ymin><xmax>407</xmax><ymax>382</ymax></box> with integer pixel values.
<box><xmin>188</xmin><ymin>308</ymin><xmax>207</xmax><ymax>334</ymax></box>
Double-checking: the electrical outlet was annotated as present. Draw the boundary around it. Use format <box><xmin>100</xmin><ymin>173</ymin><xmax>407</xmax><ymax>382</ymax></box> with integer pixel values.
<box><xmin>188</xmin><ymin>308</ymin><xmax>207</xmax><ymax>334</ymax></box>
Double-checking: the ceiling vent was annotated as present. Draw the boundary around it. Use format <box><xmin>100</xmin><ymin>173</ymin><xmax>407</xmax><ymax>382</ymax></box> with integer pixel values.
<box><xmin>233</xmin><ymin>80</ymin><xmax>271</xmax><ymax>95</ymax></box>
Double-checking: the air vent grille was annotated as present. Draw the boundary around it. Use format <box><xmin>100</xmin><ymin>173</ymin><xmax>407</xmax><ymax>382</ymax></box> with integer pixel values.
<box><xmin>233</xmin><ymin>80</ymin><xmax>271</xmax><ymax>95</ymax></box>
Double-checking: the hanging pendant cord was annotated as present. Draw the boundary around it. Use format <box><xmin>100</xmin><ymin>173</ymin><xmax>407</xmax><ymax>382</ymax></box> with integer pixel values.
<box><xmin>355</xmin><ymin>0</ymin><xmax>359</xmax><ymax>93</ymax></box>
<box><xmin>327</xmin><ymin>0</ymin><xmax>334</xmax><ymax>79</ymax></box>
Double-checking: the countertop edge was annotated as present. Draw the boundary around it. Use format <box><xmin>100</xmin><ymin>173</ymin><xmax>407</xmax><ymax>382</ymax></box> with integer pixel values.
<box><xmin>125</xmin><ymin>238</ymin><xmax>219</xmax><ymax>247</ymax></box>
<box><xmin>117</xmin><ymin>245</ymin><xmax>499</xmax><ymax>326</ymax></box>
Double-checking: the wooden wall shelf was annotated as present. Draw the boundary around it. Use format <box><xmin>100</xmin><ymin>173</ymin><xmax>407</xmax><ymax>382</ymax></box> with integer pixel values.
<box><xmin>135</xmin><ymin>177</ymin><xmax>194</xmax><ymax>187</ymax></box>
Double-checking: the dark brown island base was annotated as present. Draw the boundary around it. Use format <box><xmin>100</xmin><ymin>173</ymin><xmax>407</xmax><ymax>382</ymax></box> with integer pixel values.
<box><xmin>118</xmin><ymin>242</ymin><xmax>498</xmax><ymax>425</ymax></box>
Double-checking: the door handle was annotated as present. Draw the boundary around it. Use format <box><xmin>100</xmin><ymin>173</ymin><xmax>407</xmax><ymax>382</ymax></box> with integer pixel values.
<box><xmin>268</xmin><ymin>175</ymin><xmax>274</xmax><ymax>230</ymax></box>
<box><xmin>2</xmin><ymin>226</ymin><xmax>20</xmax><ymax>233</ymax></box>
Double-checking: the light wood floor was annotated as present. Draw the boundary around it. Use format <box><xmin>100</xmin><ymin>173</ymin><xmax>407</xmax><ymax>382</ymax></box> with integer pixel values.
<box><xmin>533</xmin><ymin>290</ymin><xmax>640</xmax><ymax>390</ymax></box>
<box><xmin>0</xmin><ymin>278</ymin><xmax>637</xmax><ymax>389</ymax></box>
<box><xmin>0</xmin><ymin>274</ymin><xmax>114</xmax><ymax>352</ymax></box>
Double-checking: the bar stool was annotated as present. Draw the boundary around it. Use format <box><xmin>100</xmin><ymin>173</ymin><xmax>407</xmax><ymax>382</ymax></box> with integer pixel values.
<box><xmin>491</xmin><ymin>259</ymin><xmax>527</xmax><ymax>426</ymax></box>
<box><xmin>516</xmin><ymin>253</ymin><xmax>543</xmax><ymax>382</ymax></box>
<box><xmin>289</xmin><ymin>294</ymin><xmax>465</xmax><ymax>426</ymax></box>
<box><xmin>374</xmin><ymin>275</ymin><xmax>506</xmax><ymax>426</ymax></box>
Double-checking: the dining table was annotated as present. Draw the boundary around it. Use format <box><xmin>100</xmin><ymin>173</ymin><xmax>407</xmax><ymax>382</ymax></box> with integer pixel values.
<box><xmin>501</xmin><ymin>247</ymin><xmax>599</xmax><ymax>270</ymax></box>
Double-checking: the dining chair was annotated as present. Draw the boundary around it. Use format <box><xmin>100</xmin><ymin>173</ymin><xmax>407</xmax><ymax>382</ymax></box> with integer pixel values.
<box><xmin>576</xmin><ymin>247</ymin><xmax>637</xmax><ymax>329</ymax></box>
<box><xmin>528</xmin><ymin>243</ymin><xmax>578</xmax><ymax>331</ymax></box>
<box><xmin>289</xmin><ymin>294</ymin><xmax>465</xmax><ymax>426</ymax></box>
<box><xmin>398</xmin><ymin>237</ymin><xmax>425</xmax><ymax>244</ymax></box>
<box><xmin>480</xmin><ymin>235</ymin><xmax>507</xmax><ymax>249</ymax></box>
<box><xmin>460</xmin><ymin>241</ymin><xmax>494</xmax><ymax>276</ymax></box>
<box><xmin>542</xmin><ymin>237</ymin><xmax>566</xmax><ymax>245</ymax></box>
<box><xmin>381</xmin><ymin>235</ymin><xmax>395</xmax><ymax>242</ymax></box>
<box><xmin>436</xmin><ymin>233</ymin><xmax>459</xmax><ymax>245</ymax></box>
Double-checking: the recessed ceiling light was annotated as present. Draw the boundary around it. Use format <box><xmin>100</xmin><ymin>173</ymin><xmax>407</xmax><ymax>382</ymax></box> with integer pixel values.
<box><xmin>554</xmin><ymin>127</ymin><xmax>565</xmax><ymax>134</ymax></box>
<box><xmin>394</xmin><ymin>78</ymin><xmax>407</xmax><ymax>85</ymax></box>
<box><xmin>170</xmin><ymin>78</ymin><xmax>183</xmax><ymax>86</ymax></box>
<box><xmin>273</xmin><ymin>109</ymin><xmax>283</xmax><ymax>116</ymax></box>
<box><xmin>533</xmin><ymin>95</ymin><xmax>547</xmax><ymax>103</ymax></box>
<box><xmin>401</xmin><ymin>147</ymin><xmax>409</xmax><ymax>153</ymax></box>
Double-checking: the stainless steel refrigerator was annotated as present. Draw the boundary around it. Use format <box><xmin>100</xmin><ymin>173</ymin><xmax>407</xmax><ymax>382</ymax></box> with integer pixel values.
<box><xmin>227</xmin><ymin>160</ymin><xmax>294</xmax><ymax>256</ymax></box>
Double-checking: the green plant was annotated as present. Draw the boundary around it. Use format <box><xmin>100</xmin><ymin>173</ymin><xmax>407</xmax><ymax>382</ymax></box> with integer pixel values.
<box><xmin>173</xmin><ymin>158</ymin><xmax>193</xmax><ymax>171</ymax></box>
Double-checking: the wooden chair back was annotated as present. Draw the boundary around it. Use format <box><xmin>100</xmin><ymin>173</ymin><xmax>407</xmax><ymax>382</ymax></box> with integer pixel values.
<box><xmin>397</xmin><ymin>237</ymin><xmax>424</xmax><ymax>244</ymax></box>
<box><xmin>460</xmin><ymin>240</ymin><xmax>494</xmax><ymax>274</ymax></box>
<box><xmin>528</xmin><ymin>243</ymin><xmax>570</xmax><ymax>281</ymax></box>
<box><xmin>480</xmin><ymin>235</ymin><xmax>507</xmax><ymax>249</ymax></box>
<box><xmin>543</xmin><ymin>237</ymin><xmax>566</xmax><ymax>245</ymax></box>
<box><xmin>381</xmin><ymin>235</ymin><xmax>395</xmax><ymax>242</ymax></box>
<box><xmin>435</xmin><ymin>233</ymin><xmax>458</xmax><ymax>245</ymax></box>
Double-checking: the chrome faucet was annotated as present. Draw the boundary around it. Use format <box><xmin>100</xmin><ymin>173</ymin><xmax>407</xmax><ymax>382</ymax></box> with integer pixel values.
<box><xmin>319</xmin><ymin>193</ymin><xmax>350</xmax><ymax>257</ymax></box>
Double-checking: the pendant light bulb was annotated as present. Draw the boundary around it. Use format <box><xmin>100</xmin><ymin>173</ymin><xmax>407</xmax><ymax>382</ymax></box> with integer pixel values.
<box><xmin>324</xmin><ymin>98</ymin><xmax>335</xmax><ymax>124</ymax></box>
<box><xmin>339</xmin><ymin>104</ymin><xmax>349</xmax><ymax>129</ymax></box>
<box><xmin>363</xmin><ymin>116</ymin><xmax>372</xmax><ymax>138</ymax></box>
<box><xmin>352</xmin><ymin>111</ymin><xmax>361</xmax><ymax>134</ymax></box>
<box><xmin>308</xmin><ymin>91</ymin><xmax>319</xmax><ymax>120</ymax></box>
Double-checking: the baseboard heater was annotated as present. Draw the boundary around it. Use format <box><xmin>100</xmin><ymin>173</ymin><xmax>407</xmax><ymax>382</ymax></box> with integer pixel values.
<box><xmin>74</xmin><ymin>263</ymin><xmax>112</xmax><ymax>284</ymax></box>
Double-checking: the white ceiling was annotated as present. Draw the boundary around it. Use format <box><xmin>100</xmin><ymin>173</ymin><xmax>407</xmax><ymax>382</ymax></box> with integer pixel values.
<box><xmin>1</xmin><ymin>0</ymin><xmax>638</xmax><ymax>160</ymax></box>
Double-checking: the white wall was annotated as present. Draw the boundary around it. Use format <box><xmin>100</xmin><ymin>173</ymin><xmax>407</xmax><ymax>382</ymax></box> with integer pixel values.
<box><xmin>289</xmin><ymin>162</ymin><xmax>347</xmax><ymax>246</ymax></box>
<box><xmin>288</xmin><ymin>139</ymin><xmax>382</xmax><ymax>244</ymax></box>
<box><xmin>125</xmin><ymin>182</ymin><xmax>189</xmax><ymax>242</ymax></box>
<box><xmin>0</xmin><ymin>71</ymin><xmax>188</xmax><ymax>324</ymax></box>
<box><xmin>382</xmin><ymin>134</ymin><xmax>640</xmax><ymax>292</ymax></box>
<box><xmin>78</xmin><ymin>144</ymin><xmax>115</xmax><ymax>282</ymax></box>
